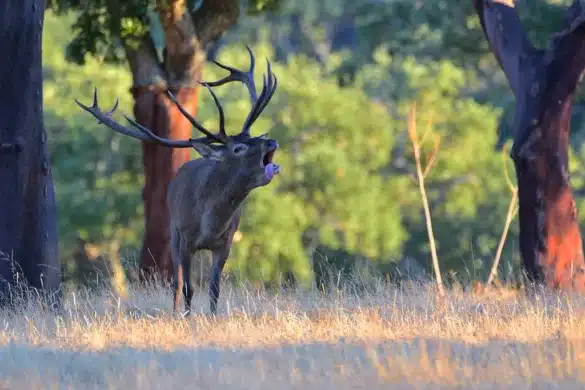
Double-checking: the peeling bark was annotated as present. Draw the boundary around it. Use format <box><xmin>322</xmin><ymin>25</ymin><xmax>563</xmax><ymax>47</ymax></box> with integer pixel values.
<box><xmin>473</xmin><ymin>0</ymin><xmax>585</xmax><ymax>290</ymax></box>
<box><xmin>0</xmin><ymin>0</ymin><xmax>61</xmax><ymax>305</ymax></box>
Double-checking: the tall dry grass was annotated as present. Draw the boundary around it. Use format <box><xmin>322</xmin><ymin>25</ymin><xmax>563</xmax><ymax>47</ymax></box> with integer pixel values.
<box><xmin>1</xmin><ymin>278</ymin><xmax>585</xmax><ymax>389</ymax></box>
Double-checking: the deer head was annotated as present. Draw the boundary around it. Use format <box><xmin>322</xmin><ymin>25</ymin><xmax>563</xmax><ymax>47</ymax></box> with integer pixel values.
<box><xmin>75</xmin><ymin>46</ymin><xmax>280</xmax><ymax>315</ymax></box>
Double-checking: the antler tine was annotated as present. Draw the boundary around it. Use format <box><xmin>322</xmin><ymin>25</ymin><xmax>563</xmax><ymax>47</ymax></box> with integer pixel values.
<box><xmin>122</xmin><ymin>114</ymin><xmax>213</xmax><ymax>147</ymax></box>
<box><xmin>197</xmin><ymin>46</ymin><xmax>278</xmax><ymax>137</ymax></box>
<box><xmin>75</xmin><ymin>87</ymin><xmax>193</xmax><ymax>148</ymax></box>
<box><xmin>198</xmin><ymin>82</ymin><xmax>227</xmax><ymax>139</ymax></box>
<box><xmin>104</xmin><ymin>95</ymin><xmax>119</xmax><ymax>116</ymax></box>
<box><xmin>205</xmin><ymin>45</ymin><xmax>258</xmax><ymax>104</ymax></box>
<box><xmin>166</xmin><ymin>91</ymin><xmax>227</xmax><ymax>144</ymax></box>
<box><xmin>202</xmin><ymin>46</ymin><xmax>263</xmax><ymax>136</ymax></box>
<box><xmin>241</xmin><ymin>59</ymin><xmax>278</xmax><ymax>134</ymax></box>
<box><xmin>75</xmin><ymin>88</ymin><xmax>155</xmax><ymax>143</ymax></box>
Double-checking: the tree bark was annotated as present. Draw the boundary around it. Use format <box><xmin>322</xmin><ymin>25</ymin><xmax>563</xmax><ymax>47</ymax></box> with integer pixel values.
<box><xmin>131</xmin><ymin>85</ymin><xmax>200</xmax><ymax>281</ymax></box>
<box><xmin>0</xmin><ymin>0</ymin><xmax>61</xmax><ymax>304</ymax></box>
<box><xmin>473</xmin><ymin>0</ymin><xmax>585</xmax><ymax>290</ymax></box>
<box><xmin>122</xmin><ymin>5</ymin><xmax>206</xmax><ymax>283</ymax></box>
<box><xmin>121</xmin><ymin>1</ymin><xmax>239</xmax><ymax>283</ymax></box>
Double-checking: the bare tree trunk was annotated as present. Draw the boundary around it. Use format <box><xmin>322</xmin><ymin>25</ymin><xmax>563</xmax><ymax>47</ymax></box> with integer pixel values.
<box><xmin>0</xmin><ymin>0</ymin><xmax>61</xmax><ymax>305</ymax></box>
<box><xmin>473</xmin><ymin>0</ymin><xmax>585</xmax><ymax>290</ymax></box>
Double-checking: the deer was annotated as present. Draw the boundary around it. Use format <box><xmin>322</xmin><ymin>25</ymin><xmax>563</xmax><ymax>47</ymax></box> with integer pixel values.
<box><xmin>74</xmin><ymin>46</ymin><xmax>281</xmax><ymax>315</ymax></box>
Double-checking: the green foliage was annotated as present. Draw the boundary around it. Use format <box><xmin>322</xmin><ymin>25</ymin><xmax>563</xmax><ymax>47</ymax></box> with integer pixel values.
<box><xmin>46</xmin><ymin>0</ymin><xmax>282</xmax><ymax>64</ymax></box>
<box><xmin>43</xmin><ymin>13</ymin><xmax>143</xmax><ymax>280</ymax></box>
<box><xmin>356</xmin><ymin>51</ymin><xmax>518</xmax><ymax>278</ymax></box>
<box><xmin>245</xmin><ymin>0</ymin><xmax>283</xmax><ymax>14</ymax></box>
<box><xmin>46</xmin><ymin>0</ymin><xmax>151</xmax><ymax>64</ymax></box>
<box><xmin>162</xmin><ymin>45</ymin><xmax>410</xmax><ymax>283</ymax></box>
<box><xmin>44</xmin><ymin>0</ymin><xmax>585</xmax><ymax>288</ymax></box>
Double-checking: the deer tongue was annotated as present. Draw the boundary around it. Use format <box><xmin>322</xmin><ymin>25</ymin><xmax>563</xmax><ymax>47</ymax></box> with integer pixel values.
<box><xmin>264</xmin><ymin>163</ymin><xmax>280</xmax><ymax>181</ymax></box>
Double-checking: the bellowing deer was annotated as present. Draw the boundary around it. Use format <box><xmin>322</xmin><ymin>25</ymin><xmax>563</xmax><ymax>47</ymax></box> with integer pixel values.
<box><xmin>75</xmin><ymin>47</ymin><xmax>281</xmax><ymax>315</ymax></box>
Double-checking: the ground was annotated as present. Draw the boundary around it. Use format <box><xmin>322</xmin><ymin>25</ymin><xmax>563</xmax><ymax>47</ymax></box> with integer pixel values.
<box><xmin>1</xmin><ymin>280</ymin><xmax>585</xmax><ymax>389</ymax></box>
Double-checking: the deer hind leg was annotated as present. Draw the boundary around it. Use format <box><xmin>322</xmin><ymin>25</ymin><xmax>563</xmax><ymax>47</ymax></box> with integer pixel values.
<box><xmin>209</xmin><ymin>247</ymin><xmax>230</xmax><ymax>315</ymax></box>
<box><xmin>171</xmin><ymin>228</ymin><xmax>183</xmax><ymax>314</ymax></box>
<box><xmin>182</xmin><ymin>247</ymin><xmax>194</xmax><ymax>315</ymax></box>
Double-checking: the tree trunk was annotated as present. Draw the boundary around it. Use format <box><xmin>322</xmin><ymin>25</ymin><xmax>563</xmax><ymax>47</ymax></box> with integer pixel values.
<box><xmin>0</xmin><ymin>0</ymin><xmax>61</xmax><ymax>304</ymax></box>
<box><xmin>118</xmin><ymin>1</ymin><xmax>239</xmax><ymax>283</ymax></box>
<box><xmin>473</xmin><ymin>0</ymin><xmax>585</xmax><ymax>291</ymax></box>
<box><xmin>131</xmin><ymin>86</ymin><xmax>200</xmax><ymax>282</ymax></box>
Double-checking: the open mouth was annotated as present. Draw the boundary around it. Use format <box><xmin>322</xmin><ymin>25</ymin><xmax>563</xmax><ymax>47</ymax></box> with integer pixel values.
<box><xmin>262</xmin><ymin>149</ymin><xmax>275</xmax><ymax>167</ymax></box>
<box><xmin>261</xmin><ymin>141</ymin><xmax>281</xmax><ymax>181</ymax></box>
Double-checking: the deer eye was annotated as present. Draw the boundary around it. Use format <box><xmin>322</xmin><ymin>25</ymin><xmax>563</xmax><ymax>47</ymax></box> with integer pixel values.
<box><xmin>232</xmin><ymin>144</ymin><xmax>248</xmax><ymax>155</ymax></box>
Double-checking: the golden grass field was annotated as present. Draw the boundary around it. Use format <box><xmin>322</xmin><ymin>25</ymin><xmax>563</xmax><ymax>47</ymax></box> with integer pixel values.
<box><xmin>2</xmin><ymin>279</ymin><xmax>585</xmax><ymax>389</ymax></box>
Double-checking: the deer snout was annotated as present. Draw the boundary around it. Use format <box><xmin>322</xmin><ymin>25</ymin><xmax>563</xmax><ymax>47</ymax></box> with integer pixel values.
<box><xmin>262</xmin><ymin>139</ymin><xmax>280</xmax><ymax>181</ymax></box>
<box><xmin>266</xmin><ymin>139</ymin><xmax>279</xmax><ymax>150</ymax></box>
<box><xmin>262</xmin><ymin>140</ymin><xmax>278</xmax><ymax>167</ymax></box>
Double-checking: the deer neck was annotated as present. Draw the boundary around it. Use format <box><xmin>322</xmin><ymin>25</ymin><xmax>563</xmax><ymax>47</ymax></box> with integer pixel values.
<box><xmin>214</xmin><ymin>163</ymin><xmax>252</xmax><ymax>211</ymax></box>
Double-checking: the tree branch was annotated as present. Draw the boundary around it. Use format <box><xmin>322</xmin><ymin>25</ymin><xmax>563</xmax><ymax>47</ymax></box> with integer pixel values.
<box><xmin>191</xmin><ymin>0</ymin><xmax>240</xmax><ymax>48</ymax></box>
<box><xmin>156</xmin><ymin>0</ymin><xmax>203</xmax><ymax>86</ymax></box>
<box><xmin>124</xmin><ymin>36</ymin><xmax>167</xmax><ymax>88</ymax></box>
<box><xmin>472</xmin><ymin>0</ymin><xmax>538</xmax><ymax>97</ymax></box>
<box><xmin>542</xmin><ymin>0</ymin><xmax>585</xmax><ymax>103</ymax></box>
<box><xmin>153</xmin><ymin>0</ymin><xmax>239</xmax><ymax>86</ymax></box>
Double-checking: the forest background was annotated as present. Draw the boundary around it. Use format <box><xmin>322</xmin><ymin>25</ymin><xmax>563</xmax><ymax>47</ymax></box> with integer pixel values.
<box><xmin>43</xmin><ymin>0</ymin><xmax>582</xmax><ymax>292</ymax></box>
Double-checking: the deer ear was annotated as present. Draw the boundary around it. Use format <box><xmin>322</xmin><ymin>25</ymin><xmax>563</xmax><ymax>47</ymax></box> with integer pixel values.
<box><xmin>191</xmin><ymin>142</ymin><xmax>225</xmax><ymax>160</ymax></box>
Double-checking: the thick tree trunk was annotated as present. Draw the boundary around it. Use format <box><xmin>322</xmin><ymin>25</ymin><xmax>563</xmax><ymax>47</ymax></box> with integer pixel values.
<box><xmin>0</xmin><ymin>0</ymin><xmax>61</xmax><ymax>303</ymax></box>
<box><xmin>131</xmin><ymin>86</ymin><xmax>200</xmax><ymax>282</ymax></box>
<box><xmin>473</xmin><ymin>0</ymin><xmax>585</xmax><ymax>290</ymax></box>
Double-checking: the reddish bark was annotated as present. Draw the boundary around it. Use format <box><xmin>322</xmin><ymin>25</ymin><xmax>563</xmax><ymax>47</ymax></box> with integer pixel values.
<box><xmin>131</xmin><ymin>86</ymin><xmax>200</xmax><ymax>282</ymax></box>
<box><xmin>473</xmin><ymin>0</ymin><xmax>585</xmax><ymax>290</ymax></box>
<box><xmin>119</xmin><ymin>1</ymin><xmax>239</xmax><ymax>283</ymax></box>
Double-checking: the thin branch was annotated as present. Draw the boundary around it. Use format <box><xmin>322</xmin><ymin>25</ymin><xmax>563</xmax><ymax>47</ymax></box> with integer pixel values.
<box><xmin>502</xmin><ymin>144</ymin><xmax>516</xmax><ymax>192</ymax></box>
<box><xmin>487</xmin><ymin>191</ymin><xmax>518</xmax><ymax>286</ymax></box>
<box><xmin>487</xmin><ymin>146</ymin><xmax>518</xmax><ymax>286</ymax></box>
<box><xmin>191</xmin><ymin>0</ymin><xmax>240</xmax><ymax>47</ymax></box>
<box><xmin>419</xmin><ymin>110</ymin><xmax>435</xmax><ymax>146</ymax></box>
<box><xmin>423</xmin><ymin>135</ymin><xmax>441</xmax><ymax>178</ymax></box>
<box><xmin>542</xmin><ymin>0</ymin><xmax>585</xmax><ymax>101</ymax></box>
<box><xmin>407</xmin><ymin>103</ymin><xmax>444</xmax><ymax>297</ymax></box>
<box><xmin>472</xmin><ymin>0</ymin><xmax>538</xmax><ymax>97</ymax></box>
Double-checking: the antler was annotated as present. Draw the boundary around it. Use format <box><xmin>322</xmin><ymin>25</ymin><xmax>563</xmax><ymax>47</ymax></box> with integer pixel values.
<box><xmin>75</xmin><ymin>47</ymin><xmax>277</xmax><ymax>148</ymax></box>
<box><xmin>75</xmin><ymin>87</ymin><xmax>227</xmax><ymax>148</ymax></box>
<box><xmin>165</xmin><ymin>83</ymin><xmax>229</xmax><ymax>144</ymax></box>
<box><xmin>204</xmin><ymin>45</ymin><xmax>278</xmax><ymax>136</ymax></box>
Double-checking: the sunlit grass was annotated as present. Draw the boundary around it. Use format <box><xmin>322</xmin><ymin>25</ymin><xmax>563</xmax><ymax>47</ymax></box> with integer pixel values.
<box><xmin>2</xmin><ymin>278</ymin><xmax>585</xmax><ymax>389</ymax></box>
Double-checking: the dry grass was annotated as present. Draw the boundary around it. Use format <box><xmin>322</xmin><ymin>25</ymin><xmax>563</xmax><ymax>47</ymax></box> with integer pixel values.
<box><xmin>2</xmin><ymin>280</ymin><xmax>585</xmax><ymax>389</ymax></box>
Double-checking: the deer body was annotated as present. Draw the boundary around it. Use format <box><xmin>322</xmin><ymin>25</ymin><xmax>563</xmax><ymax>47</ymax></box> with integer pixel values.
<box><xmin>168</xmin><ymin>159</ymin><xmax>248</xmax><ymax>250</ymax></box>
<box><xmin>168</xmin><ymin>158</ymin><xmax>247</xmax><ymax>314</ymax></box>
<box><xmin>76</xmin><ymin>47</ymin><xmax>280</xmax><ymax>315</ymax></box>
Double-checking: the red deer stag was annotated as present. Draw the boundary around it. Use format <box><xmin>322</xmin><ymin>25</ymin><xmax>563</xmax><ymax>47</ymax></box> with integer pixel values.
<box><xmin>75</xmin><ymin>47</ymin><xmax>280</xmax><ymax>315</ymax></box>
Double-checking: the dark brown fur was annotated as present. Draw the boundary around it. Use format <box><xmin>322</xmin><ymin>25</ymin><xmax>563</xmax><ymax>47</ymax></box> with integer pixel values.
<box><xmin>168</xmin><ymin>132</ymin><xmax>279</xmax><ymax>313</ymax></box>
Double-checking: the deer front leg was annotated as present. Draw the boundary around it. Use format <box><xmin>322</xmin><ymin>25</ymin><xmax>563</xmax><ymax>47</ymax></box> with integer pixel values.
<box><xmin>209</xmin><ymin>247</ymin><xmax>229</xmax><ymax>315</ymax></box>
